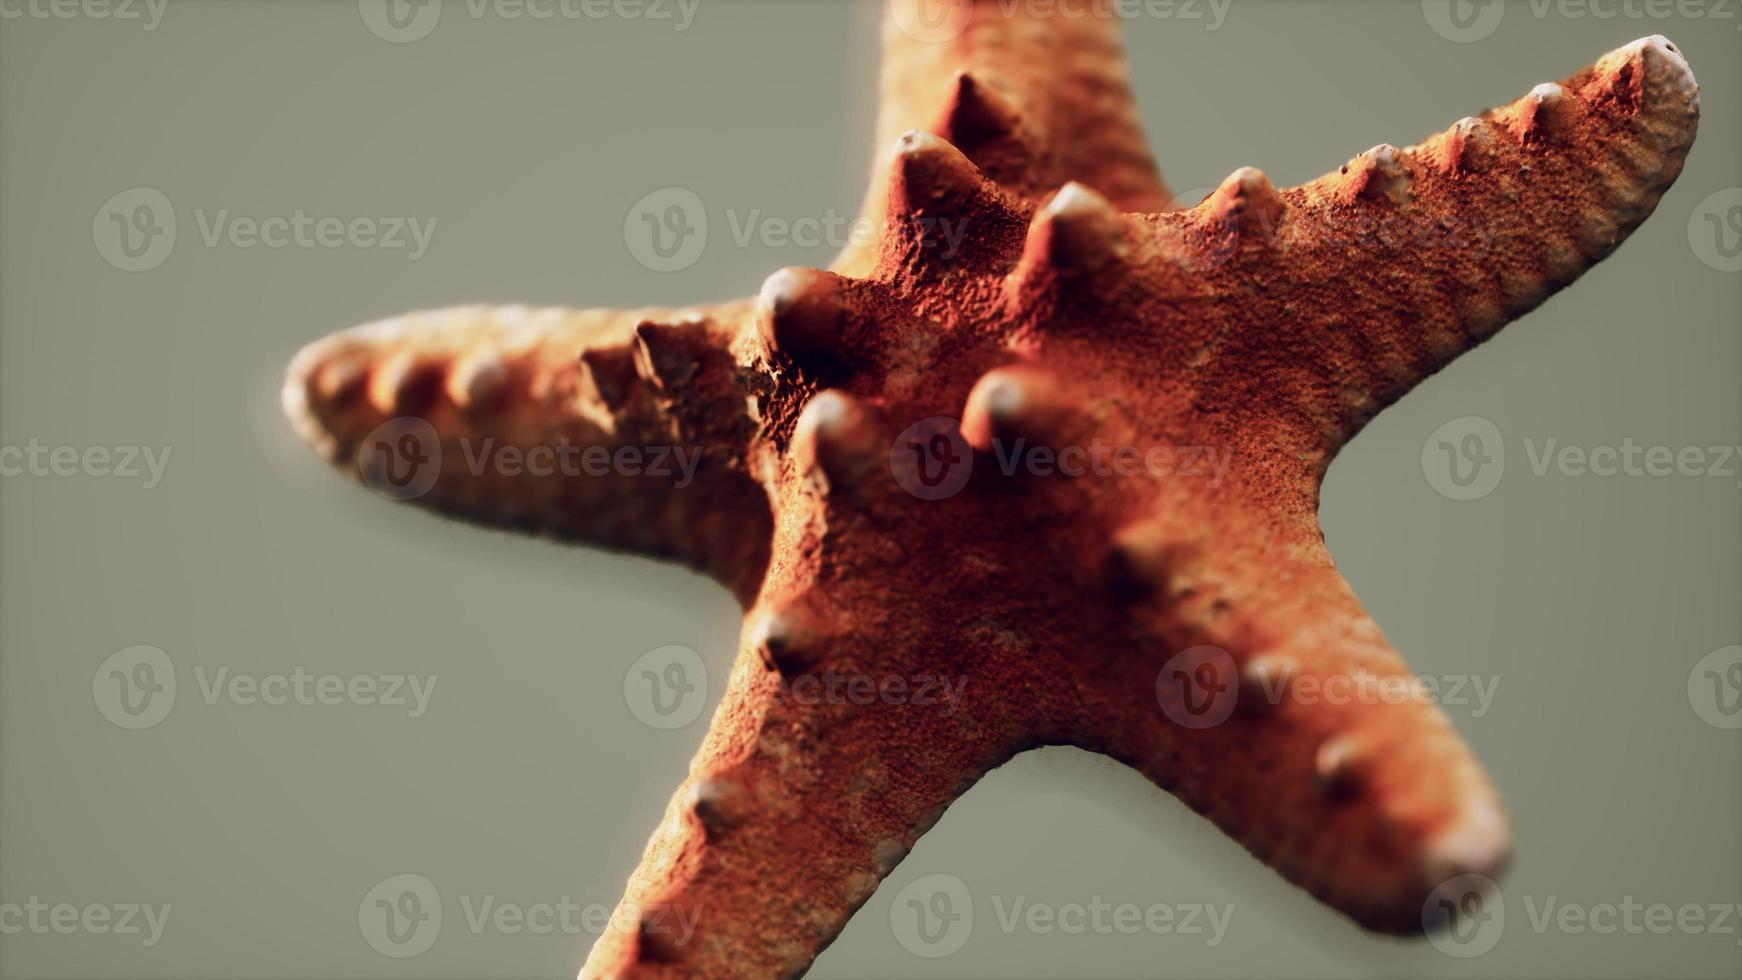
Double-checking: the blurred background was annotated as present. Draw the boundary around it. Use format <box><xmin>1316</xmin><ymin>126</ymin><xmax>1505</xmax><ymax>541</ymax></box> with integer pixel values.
<box><xmin>1</xmin><ymin>1</ymin><xmax>1738</xmax><ymax>976</ymax></box>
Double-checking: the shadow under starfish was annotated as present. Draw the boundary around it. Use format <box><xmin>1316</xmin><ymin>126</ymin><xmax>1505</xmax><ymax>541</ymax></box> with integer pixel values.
<box><xmin>283</xmin><ymin>4</ymin><xmax>1699</xmax><ymax>976</ymax></box>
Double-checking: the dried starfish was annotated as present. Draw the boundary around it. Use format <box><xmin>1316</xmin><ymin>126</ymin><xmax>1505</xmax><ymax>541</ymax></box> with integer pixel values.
<box><xmin>283</xmin><ymin>6</ymin><xmax>1699</xmax><ymax>976</ymax></box>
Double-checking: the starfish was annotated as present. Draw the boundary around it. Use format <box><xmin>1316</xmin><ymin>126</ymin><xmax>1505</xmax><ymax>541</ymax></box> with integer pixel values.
<box><xmin>283</xmin><ymin>5</ymin><xmax>1699</xmax><ymax>976</ymax></box>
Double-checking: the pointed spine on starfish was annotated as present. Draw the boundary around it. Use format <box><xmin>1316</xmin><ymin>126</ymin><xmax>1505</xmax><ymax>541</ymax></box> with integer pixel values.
<box><xmin>941</xmin><ymin>71</ymin><xmax>1029</xmax><ymax>154</ymax></box>
<box><xmin>1006</xmin><ymin>182</ymin><xmax>1127</xmax><ymax>309</ymax></box>
<box><xmin>758</xmin><ymin>267</ymin><xmax>849</xmax><ymax>375</ymax></box>
<box><xmin>959</xmin><ymin>365</ymin><xmax>1076</xmax><ymax>453</ymax></box>
<box><xmin>577</xmin><ymin>344</ymin><xmax>642</xmax><ymax>420</ymax></box>
<box><xmin>1238</xmin><ymin>651</ymin><xmax>1298</xmax><ymax>713</ymax></box>
<box><xmin>1199</xmin><ymin>166</ymin><xmax>1288</xmax><ymax>240</ymax></box>
<box><xmin>1101</xmin><ymin>519</ymin><xmax>1210</xmax><ymax>606</ymax></box>
<box><xmin>749</xmin><ymin>603</ymin><xmax>828</xmax><ymax>677</ymax></box>
<box><xmin>444</xmin><ymin>349</ymin><xmax>507</xmax><ymax>412</ymax></box>
<box><xmin>1431</xmin><ymin>116</ymin><xmax>1499</xmax><ymax>176</ymax></box>
<box><xmin>791</xmin><ymin>390</ymin><xmax>881</xmax><ymax>493</ymax></box>
<box><xmin>1501</xmin><ymin>82</ymin><xmax>1579</xmax><ymax>145</ymax></box>
<box><xmin>1313</xmin><ymin>733</ymin><xmax>1369</xmax><ymax>801</ymax></box>
<box><xmin>1336</xmin><ymin>144</ymin><xmax>1412</xmax><ymax>207</ymax></box>
<box><xmin>367</xmin><ymin>348</ymin><xmax>442</xmax><ymax>415</ymax></box>
<box><xmin>888</xmin><ymin>130</ymin><xmax>994</xmax><ymax>216</ymax></box>
<box><xmin>882</xmin><ymin>129</ymin><xmax>1024</xmax><ymax>273</ymax></box>
<box><xmin>689</xmin><ymin>772</ymin><xmax>749</xmax><ymax>837</ymax></box>
<box><xmin>632</xmin><ymin>908</ymin><xmax>689</xmax><ymax>965</ymax></box>
<box><xmin>633</xmin><ymin>318</ymin><xmax>707</xmax><ymax>392</ymax></box>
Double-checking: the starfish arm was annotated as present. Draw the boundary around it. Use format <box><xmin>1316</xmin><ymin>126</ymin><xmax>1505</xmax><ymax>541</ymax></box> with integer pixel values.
<box><xmin>282</xmin><ymin>302</ymin><xmax>771</xmax><ymax>601</ymax></box>
<box><xmin>1090</xmin><ymin>514</ymin><xmax>1509</xmax><ymax>933</ymax></box>
<box><xmin>1163</xmin><ymin>36</ymin><xmax>1698</xmax><ymax>458</ymax></box>
<box><xmin>838</xmin><ymin>0</ymin><xmax>1170</xmax><ymax>275</ymax></box>
<box><xmin>580</xmin><ymin>646</ymin><xmax>1010</xmax><ymax>978</ymax></box>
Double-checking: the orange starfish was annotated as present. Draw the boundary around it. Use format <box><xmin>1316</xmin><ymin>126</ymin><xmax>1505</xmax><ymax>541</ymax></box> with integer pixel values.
<box><xmin>283</xmin><ymin>6</ymin><xmax>1699</xmax><ymax>976</ymax></box>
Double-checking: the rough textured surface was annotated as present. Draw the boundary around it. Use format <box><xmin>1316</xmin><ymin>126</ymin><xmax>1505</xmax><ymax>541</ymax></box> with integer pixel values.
<box><xmin>282</xmin><ymin>5</ymin><xmax>1699</xmax><ymax>976</ymax></box>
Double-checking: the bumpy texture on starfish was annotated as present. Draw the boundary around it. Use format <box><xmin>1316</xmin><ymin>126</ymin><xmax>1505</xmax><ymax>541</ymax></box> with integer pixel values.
<box><xmin>283</xmin><ymin>6</ymin><xmax>1699</xmax><ymax>976</ymax></box>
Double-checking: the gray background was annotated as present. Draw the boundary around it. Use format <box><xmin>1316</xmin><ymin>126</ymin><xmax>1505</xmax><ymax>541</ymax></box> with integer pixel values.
<box><xmin>2</xmin><ymin>0</ymin><xmax>1739</xmax><ymax>977</ymax></box>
